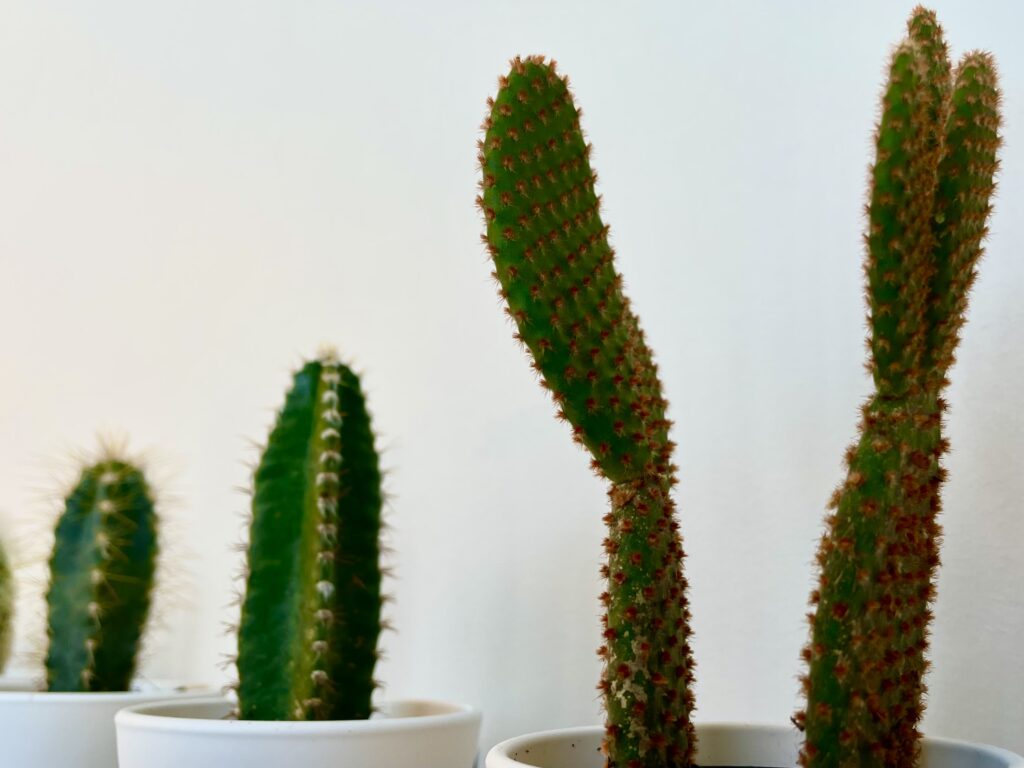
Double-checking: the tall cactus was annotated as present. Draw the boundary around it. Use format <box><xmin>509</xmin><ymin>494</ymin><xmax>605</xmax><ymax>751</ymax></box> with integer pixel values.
<box><xmin>44</xmin><ymin>453</ymin><xmax>158</xmax><ymax>691</ymax></box>
<box><xmin>478</xmin><ymin>57</ymin><xmax>695</xmax><ymax>766</ymax></box>
<box><xmin>798</xmin><ymin>8</ymin><xmax>1001</xmax><ymax>766</ymax></box>
<box><xmin>237</xmin><ymin>352</ymin><xmax>384</xmax><ymax>721</ymax></box>
<box><xmin>0</xmin><ymin>536</ymin><xmax>13</xmax><ymax>672</ymax></box>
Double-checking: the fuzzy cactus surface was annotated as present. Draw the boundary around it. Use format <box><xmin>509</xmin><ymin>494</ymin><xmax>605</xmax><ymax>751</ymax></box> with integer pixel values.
<box><xmin>0</xmin><ymin>536</ymin><xmax>12</xmax><ymax>672</ymax></box>
<box><xmin>237</xmin><ymin>353</ymin><xmax>384</xmax><ymax>721</ymax></box>
<box><xmin>799</xmin><ymin>8</ymin><xmax>1001</xmax><ymax>766</ymax></box>
<box><xmin>479</xmin><ymin>56</ymin><xmax>695</xmax><ymax>766</ymax></box>
<box><xmin>45</xmin><ymin>454</ymin><xmax>158</xmax><ymax>692</ymax></box>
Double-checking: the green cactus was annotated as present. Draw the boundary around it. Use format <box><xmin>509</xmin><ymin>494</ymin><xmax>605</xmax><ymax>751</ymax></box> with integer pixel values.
<box><xmin>44</xmin><ymin>452</ymin><xmax>158</xmax><ymax>692</ymax></box>
<box><xmin>237</xmin><ymin>352</ymin><xmax>384</xmax><ymax>721</ymax></box>
<box><xmin>798</xmin><ymin>8</ymin><xmax>1001</xmax><ymax>767</ymax></box>
<box><xmin>0</xmin><ymin>536</ymin><xmax>13</xmax><ymax>672</ymax></box>
<box><xmin>479</xmin><ymin>56</ymin><xmax>695</xmax><ymax>766</ymax></box>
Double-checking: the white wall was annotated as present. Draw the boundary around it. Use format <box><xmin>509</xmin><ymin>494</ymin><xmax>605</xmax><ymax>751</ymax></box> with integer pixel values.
<box><xmin>1</xmin><ymin>0</ymin><xmax>1021</xmax><ymax>755</ymax></box>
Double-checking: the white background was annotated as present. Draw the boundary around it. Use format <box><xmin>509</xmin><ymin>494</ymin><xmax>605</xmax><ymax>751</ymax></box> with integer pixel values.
<box><xmin>1</xmin><ymin>0</ymin><xmax>1022</xmax><ymax>756</ymax></box>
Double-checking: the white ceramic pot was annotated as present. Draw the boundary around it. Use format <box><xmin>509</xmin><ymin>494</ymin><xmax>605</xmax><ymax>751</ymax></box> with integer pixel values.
<box><xmin>0</xmin><ymin>675</ymin><xmax>210</xmax><ymax>768</ymax></box>
<box><xmin>116</xmin><ymin>696</ymin><xmax>482</xmax><ymax>768</ymax></box>
<box><xmin>486</xmin><ymin>724</ymin><xmax>1024</xmax><ymax>768</ymax></box>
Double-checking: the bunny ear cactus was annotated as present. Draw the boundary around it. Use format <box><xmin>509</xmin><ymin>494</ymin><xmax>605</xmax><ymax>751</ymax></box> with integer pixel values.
<box><xmin>798</xmin><ymin>8</ymin><xmax>1001</xmax><ymax>767</ymax></box>
<box><xmin>45</xmin><ymin>452</ymin><xmax>158</xmax><ymax>692</ymax></box>
<box><xmin>0</xmin><ymin>537</ymin><xmax>13</xmax><ymax>672</ymax></box>
<box><xmin>237</xmin><ymin>352</ymin><xmax>384</xmax><ymax>721</ymax></box>
<box><xmin>478</xmin><ymin>56</ymin><xmax>695</xmax><ymax>767</ymax></box>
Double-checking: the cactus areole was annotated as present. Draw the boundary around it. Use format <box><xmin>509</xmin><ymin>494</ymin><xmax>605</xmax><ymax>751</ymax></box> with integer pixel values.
<box><xmin>798</xmin><ymin>8</ymin><xmax>1001</xmax><ymax>767</ymax></box>
<box><xmin>479</xmin><ymin>56</ymin><xmax>696</xmax><ymax>766</ymax></box>
<box><xmin>237</xmin><ymin>353</ymin><xmax>384</xmax><ymax>721</ymax></box>
<box><xmin>45</xmin><ymin>454</ymin><xmax>158</xmax><ymax>692</ymax></box>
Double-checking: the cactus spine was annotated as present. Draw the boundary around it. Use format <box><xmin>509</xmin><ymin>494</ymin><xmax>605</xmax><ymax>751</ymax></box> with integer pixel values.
<box><xmin>0</xmin><ymin>537</ymin><xmax>13</xmax><ymax>672</ymax></box>
<box><xmin>799</xmin><ymin>8</ymin><xmax>1001</xmax><ymax>766</ymax></box>
<box><xmin>44</xmin><ymin>453</ymin><xmax>158</xmax><ymax>691</ymax></box>
<box><xmin>237</xmin><ymin>352</ymin><xmax>384</xmax><ymax>721</ymax></box>
<box><xmin>479</xmin><ymin>57</ymin><xmax>695</xmax><ymax>766</ymax></box>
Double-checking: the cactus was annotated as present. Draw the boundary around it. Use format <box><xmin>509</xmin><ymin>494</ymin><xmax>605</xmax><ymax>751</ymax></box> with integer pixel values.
<box><xmin>478</xmin><ymin>56</ymin><xmax>695</xmax><ymax>766</ymax></box>
<box><xmin>44</xmin><ymin>452</ymin><xmax>158</xmax><ymax>692</ymax></box>
<box><xmin>0</xmin><ymin>536</ymin><xmax>13</xmax><ymax>672</ymax></box>
<box><xmin>237</xmin><ymin>352</ymin><xmax>384</xmax><ymax>721</ymax></box>
<box><xmin>798</xmin><ymin>8</ymin><xmax>1001</xmax><ymax>766</ymax></box>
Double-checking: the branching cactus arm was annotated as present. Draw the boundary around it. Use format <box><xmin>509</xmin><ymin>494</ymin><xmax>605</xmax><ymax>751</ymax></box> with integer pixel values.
<box><xmin>800</xmin><ymin>9</ymin><xmax>1001</xmax><ymax>766</ymax></box>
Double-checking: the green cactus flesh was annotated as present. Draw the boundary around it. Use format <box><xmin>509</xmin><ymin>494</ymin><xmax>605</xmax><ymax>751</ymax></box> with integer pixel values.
<box><xmin>800</xmin><ymin>395</ymin><xmax>941</xmax><ymax>765</ymax></box>
<box><xmin>863</xmin><ymin>38</ymin><xmax>941</xmax><ymax>400</ymax></box>
<box><xmin>480</xmin><ymin>56</ymin><xmax>695</xmax><ymax>766</ymax></box>
<box><xmin>800</xmin><ymin>9</ymin><xmax>1001</xmax><ymax>766</ymax></box>
<box><xmin>0</xmin><ymin>537</ymin><xmax>13</xmax><ymax>672</ymax></box>
<box><xmin>478</xmin><ymin>56</ymin><xmax>671</xmax><ymax>484</ymax></box>
<box><xmin>928</xmin><ymin>50</ymin><xmax>1002</xmax><ymax>379</ymax></box>
<box><xmin>238</xmin><ymin>355</ymin><xmax>383</xmax><ymax>721</ymax></box>
<box><xmin>44</xmin><ymin>456</ymin><xmax>158</xmax><ymax>692</ymax></box>
<box><xmin>601</xmin><ymin>475</ymin><xmax>694</xmax><ymax>766</ymax></box>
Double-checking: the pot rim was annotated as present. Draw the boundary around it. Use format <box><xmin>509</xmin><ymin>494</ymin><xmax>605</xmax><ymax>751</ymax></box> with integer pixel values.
<box><xmin>485</xmin><ymin>723</ymin><xmax>1024</xmax><ymax>767</ymax></box>
<box><xmin>115</xmin><ymin>696</ymin><xmax>481</xmax><ymax>736</ymax></box>
<box><xmin>0</xmin><ymin>676</ymin><xmax>210</xmax><ymax>704</ymax></box>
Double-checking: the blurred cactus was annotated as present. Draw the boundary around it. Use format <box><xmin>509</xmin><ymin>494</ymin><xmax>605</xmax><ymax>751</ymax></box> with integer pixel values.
<box><xmin>237</xmin><ymin>352</ymin><xmax>384</xmax><ymax>721</ymax></box>
<box><xmin>478</xmin><ymin>56</ymin><xmax>695</xmax><ymax>766</ymax></box>
<box><xmin>798</xmin><ymin>8</ymin><xmax>1001</xmax><ymax>766</ymax></box>
<box><xmin>45</xmin><ymin>452</ymin><xmax>158</xmax><ymax>692</ymax></box>
<box><xmin>0</xmin><ymin>536</ymin><xmax>13</xmax><ymax>672</ymax></box>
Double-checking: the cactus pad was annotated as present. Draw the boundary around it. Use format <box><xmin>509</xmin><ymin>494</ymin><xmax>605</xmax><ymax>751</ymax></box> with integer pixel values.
<box><xmin>480</xmin><ymin>56</ymin><xmax>695</xmax><ymax>766</ymax></box>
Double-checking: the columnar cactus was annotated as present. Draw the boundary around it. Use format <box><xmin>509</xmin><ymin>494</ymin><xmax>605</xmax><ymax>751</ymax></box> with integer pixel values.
<box><xmin>0</xmin><ymin>537</ymin><xmax>13</xmax><ymax>672</ymax></box>
<box><xmin>798</xmin><ymin>8</ymin><xmax>1001</xmax><ymax>766</ymax></box>
<box><xmin>237</xmin><ymin>352</ymin><xmax>384</xmax><ymax>721</ymax></box>
<box><xmin>478</xmin><ymin>57</ymin><xmax>695</xmax><ymax>766</ymax></box>
<box><xmin>45</xmin><ymin>453</ymin><xmax>158</xmax><ymax>691</ymax></box>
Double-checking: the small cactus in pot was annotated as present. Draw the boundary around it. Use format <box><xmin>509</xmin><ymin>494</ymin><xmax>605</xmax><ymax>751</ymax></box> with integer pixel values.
<box><xmin>0</xmin><ymin>536</ymin><xmax>13</xmax><ymax>672</ymax></box>
<box><xmin>44</xmin><ymin>449</ymin><xmax>159</xmax><ymax>692</ymax></box>
<box><xmin>797</xmin><ymin>7</ymin><xmax>1001</xmax><ymax>766</ymax></box>
<box><xmin>236</xmin><ymin>350</ymin><xmax>384</xmax><ymax>721</ymax></box>
<box><xmin>478</xmin><ymin>56</ymin><xmax>695</xmax><ymax>766</ymax></box>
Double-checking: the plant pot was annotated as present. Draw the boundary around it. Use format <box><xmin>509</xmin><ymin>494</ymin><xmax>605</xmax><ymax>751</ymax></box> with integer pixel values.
<box><xmin>485</xmin><ymin>724</ymin><xmax>1024</xmax><ymax>768</ymax></box>
<box><xmin>0</xmin><ymin>675</ymin><xmax>210</xmax><ymax>768</ymax></box>
<box><xmin>115</xmin><ymin>695</ymin><xmax>482</xmax><ymax>768</ymax></box>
